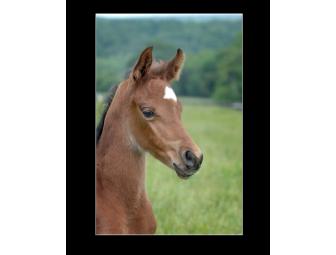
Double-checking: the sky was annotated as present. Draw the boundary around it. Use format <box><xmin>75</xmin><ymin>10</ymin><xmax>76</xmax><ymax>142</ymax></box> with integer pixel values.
<box><xmin>96</xmin><ymin>14</ymin><xmax>242</xmax><ymax>20</ymax></box>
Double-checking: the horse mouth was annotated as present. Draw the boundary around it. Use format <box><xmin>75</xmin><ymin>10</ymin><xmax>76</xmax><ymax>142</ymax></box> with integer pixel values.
<box><xmin>173</xmin><ymin>163</ymin><xmax>193</xmax><ymax>179</ymax></box>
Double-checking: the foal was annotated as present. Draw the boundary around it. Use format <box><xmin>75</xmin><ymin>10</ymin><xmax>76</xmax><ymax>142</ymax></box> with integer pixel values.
<box><xmin>96</xmin><ymin>47</ymin><xmax>203</xmax><ymax>234</ymax></box>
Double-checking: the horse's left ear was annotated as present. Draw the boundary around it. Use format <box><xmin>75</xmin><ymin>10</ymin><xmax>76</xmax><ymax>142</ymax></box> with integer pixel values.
<box><xmin>131</xmin><ymin>46</ymin><xmax>153</xmax><ymax>81</ymax></box>
<box><xmin>166</xmin><ymin>48</ymin><xmax>185</xmax><ymax>82</ymax></box>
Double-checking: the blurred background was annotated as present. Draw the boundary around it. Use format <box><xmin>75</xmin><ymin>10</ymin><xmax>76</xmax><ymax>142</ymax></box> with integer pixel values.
<box><xmin>96</xmin><ymin>14</ymin><xmax>242</xmax><ymax>234</ymax></box>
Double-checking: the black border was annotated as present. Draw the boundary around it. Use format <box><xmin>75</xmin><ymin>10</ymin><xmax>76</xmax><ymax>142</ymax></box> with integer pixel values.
<box><xmin>67</xmin><ymin>0</ymin><xmax>269</xmax><ymax>253</ymax></box>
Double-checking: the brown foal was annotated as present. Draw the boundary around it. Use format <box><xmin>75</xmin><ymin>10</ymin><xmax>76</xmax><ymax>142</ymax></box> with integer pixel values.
<box><xmin>96</xmin><ymin>47</ymin><xmax>203</xmax><ymax>234</ymax></box>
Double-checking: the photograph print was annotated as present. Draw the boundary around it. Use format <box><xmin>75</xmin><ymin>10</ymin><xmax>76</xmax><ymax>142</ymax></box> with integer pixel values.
<box><xmin>95</xmin><ymin>13</ymin><xmax>243</xmax><ymax>235</ymax></box>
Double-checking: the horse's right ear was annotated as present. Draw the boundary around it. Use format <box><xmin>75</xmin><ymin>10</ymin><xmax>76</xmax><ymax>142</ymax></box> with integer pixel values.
<box><xmin>131</xmin><ymin>46</ymin><xmax>153</xmax><ymax>81</ymax></box>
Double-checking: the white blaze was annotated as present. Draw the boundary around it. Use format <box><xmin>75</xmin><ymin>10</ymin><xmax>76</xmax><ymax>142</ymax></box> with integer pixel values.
<box><xmin>163</xmin><ymin>86</ymin><xmax>177</xmax><ymax>101</ymax></box>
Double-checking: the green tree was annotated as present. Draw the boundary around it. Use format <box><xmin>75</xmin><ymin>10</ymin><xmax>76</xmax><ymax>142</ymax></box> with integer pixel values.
<box><xmin>212</xmin><ymin>32</ymin><xmax>242</xmax><ymax>102</ymax></box>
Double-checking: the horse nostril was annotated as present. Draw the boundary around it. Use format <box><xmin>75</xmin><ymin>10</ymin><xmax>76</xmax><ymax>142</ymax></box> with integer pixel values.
<box><xmin>183</xmin><ymin>150</ymin><xmax>204</xmax><ymax>171</ymax></box>
<box><xmin>185</xmin><ymin>151</ymin><xmax>194</xmax><ymax>161</ymax></box>
<box><xmin>183</xmin><ymin>150</ymin><xmax>196</xmax><ymax>168</ymax></box>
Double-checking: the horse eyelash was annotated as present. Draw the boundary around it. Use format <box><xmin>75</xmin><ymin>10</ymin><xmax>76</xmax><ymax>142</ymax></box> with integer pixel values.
<box><xmin>140</xmin><ymin>105</ymin><xmax>155</xmax><ymax>111</ymax></box>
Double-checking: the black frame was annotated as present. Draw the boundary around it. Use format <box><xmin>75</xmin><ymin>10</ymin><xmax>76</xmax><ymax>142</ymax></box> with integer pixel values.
<box><xmin>67</xmin><ymin>0</ymin><xmax>269</xmax><ymax>253</ymax></box>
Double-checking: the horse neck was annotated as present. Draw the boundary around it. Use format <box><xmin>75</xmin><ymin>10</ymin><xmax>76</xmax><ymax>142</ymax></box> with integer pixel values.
<box><xmin>96</xmin><ymin>82</ymin><xmax>146</xmax><ymax>206</ymax></box>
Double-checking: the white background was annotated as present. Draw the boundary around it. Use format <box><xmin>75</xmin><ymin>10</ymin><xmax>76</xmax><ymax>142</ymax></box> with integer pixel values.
<box><xmin>0</xmin><ymin>0</ymin><xmax>335</xmax><ymax>254</ymax></box>
<box><xmin>271</xmin><ymin>1</ymin><xmax>336</xmax><ymax>254</ymax></box>
<box><xmin>0</xmin><ymin>1</ymin><xmax>66</xmax><ymax>254</ymax></box>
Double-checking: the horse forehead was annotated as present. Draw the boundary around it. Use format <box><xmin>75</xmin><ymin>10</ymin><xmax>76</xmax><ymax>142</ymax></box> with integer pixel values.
<box><xmin>144</xmin><ymin>79</ymin><xmax>177</xmax><ymax>103</ymax></box>
<box><xmin>146</xmin><ymin>80</ymin><xmax>169</xmax><ymax>96</ymax></box>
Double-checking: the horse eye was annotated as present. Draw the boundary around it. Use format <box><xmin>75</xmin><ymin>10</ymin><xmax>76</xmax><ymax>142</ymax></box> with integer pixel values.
<box><xmin>142</xmin><ymin>110</ymin><xmax>155</xmax><ymax>119</ymax></box>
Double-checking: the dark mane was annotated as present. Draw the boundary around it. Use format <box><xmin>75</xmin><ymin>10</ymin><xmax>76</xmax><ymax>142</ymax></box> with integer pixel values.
<box><xmin>96</xmin><ymin>84</ymin><xmax>119</xmax><ymax>144</ymax></box>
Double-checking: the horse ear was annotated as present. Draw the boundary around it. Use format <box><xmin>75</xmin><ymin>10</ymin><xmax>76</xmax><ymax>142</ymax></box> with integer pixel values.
<box><xmin>131</xmin><ymin>46</ymin><xmax>153</xmax><ymax>81</ymax></box>
<box><xmin>166</xmin><ymin>48</ymin><xmax>185</xmax><ymax>82</ymax></box>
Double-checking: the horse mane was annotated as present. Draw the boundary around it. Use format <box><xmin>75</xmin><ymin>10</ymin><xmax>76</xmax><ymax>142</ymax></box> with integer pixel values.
<box><xmin>96</xmin><ymin>84</ymin><xmax>119</xmax><ymax>144</ymax></box>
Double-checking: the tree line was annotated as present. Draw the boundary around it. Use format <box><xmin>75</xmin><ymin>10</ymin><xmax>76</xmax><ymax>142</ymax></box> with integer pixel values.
<box><xmin>96</xmin><ymin>18</ymin><xmax>242</xmax><ymax>103</ymax></box>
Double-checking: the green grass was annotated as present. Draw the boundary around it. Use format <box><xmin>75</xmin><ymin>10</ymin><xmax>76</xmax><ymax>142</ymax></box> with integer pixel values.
<box><xmin>96</xmin><ymin>98</ymin><xmax>242</xmax><ymax>234</ymax></box>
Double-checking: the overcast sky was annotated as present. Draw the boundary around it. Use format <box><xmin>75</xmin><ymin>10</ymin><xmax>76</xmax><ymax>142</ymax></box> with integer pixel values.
<box><xmin>96</xmin><ymin>14</ymin><xmax>242</xmax><ymax>20</ymax></box>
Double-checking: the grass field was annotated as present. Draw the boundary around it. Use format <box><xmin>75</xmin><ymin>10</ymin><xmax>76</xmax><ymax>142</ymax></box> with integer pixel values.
<box><xmin>96</xmin><ymin>97</ymin><xmax>242</xmax><ymax>234</ymax></box>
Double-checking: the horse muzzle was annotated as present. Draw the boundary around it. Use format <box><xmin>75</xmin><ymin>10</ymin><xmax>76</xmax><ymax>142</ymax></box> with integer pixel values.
<box><xmin>173</xmin><ymin>151</ymin><xmax>203</xmax><ymax>179</ymax></box>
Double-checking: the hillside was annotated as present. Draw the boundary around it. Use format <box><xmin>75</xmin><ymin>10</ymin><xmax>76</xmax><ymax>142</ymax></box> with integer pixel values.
<box><xmin>96</xmin><ymin>18</ymin><xmax>242</xmax><ymax>102</ymax></box>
